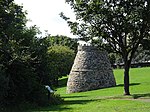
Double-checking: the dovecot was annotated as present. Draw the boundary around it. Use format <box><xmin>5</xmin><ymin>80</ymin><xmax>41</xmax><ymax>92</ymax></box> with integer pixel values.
<box><xmin>67</xmin><ymin>45</ymin><xmax>116</xmax><ymax>93</ymax></box>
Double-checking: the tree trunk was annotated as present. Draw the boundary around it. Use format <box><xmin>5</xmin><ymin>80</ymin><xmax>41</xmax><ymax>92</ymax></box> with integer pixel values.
<box><xmin>124</xmin><ymin>61</ymin><xmax>130</xmax><ymax>95</ymax></box>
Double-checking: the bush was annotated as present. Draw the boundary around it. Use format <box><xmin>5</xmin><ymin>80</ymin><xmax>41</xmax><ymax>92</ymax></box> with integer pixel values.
<box><xmin>49</xmin><ymin>93</ymin><xmax>64</xmax><ymax>105</ymax></box>
<box><xmin>27</xmin><ymin>85</ymin><xmax>63</xmax><ymax>107</ymax></box>
<box><xmin>0</xmin><ymin>58</ymin><xmax>63</xmax><ymax>108</ymax></box>
<box><xmin>48</xmin><ymin>45</ymin><xmax>75</xmax><ymax>86</ymax></box>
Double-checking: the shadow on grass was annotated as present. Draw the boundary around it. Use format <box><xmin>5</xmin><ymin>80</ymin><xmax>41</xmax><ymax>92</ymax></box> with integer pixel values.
<box><xmin>1</xmin><ymin>106</ymin><xmax>71</xmax><ymax>112</ymax></box>
<box><xmin>33</xmin><ymin>106</ymin><xmax>71</xmax><ymax>112</ymax></box>
<box><xmin>32</xmin><ymin>99</ymin><xmax>100</xmax><ymax>112</ymax></box>
<box><xmin>132</xmin><ymin>93</ymin><xmax>150</xmax><ymax>99</ymax></box>
<box><xmin>116</xmin><ymin>83</ymin><xmax>140</xmax><ymax>87</ymax></box>
<box><xmin>62</xmin><ymin>95</ymin><xmax>87</xmax><ymax>98</ymax></box>
<box><xmin>64</xmin><ymin>99</ymin><xmax>100</xmax><ymax>105</ymax></box>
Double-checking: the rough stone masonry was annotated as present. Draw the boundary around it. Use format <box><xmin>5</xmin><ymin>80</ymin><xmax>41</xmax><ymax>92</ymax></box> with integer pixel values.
<box><xmin>67</xmin><ymin>45</ymin><xmax>116</xmax><ymax>93</ymax></box>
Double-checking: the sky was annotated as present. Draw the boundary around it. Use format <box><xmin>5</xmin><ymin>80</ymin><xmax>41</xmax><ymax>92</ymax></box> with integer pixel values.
<box><xmin>14</xmin><ymin>0</ymin><xmax>76</xmax><ymax>38</ymax></box>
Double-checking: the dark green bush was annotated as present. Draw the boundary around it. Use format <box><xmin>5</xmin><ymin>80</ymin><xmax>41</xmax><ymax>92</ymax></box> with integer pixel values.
<box><xmin>49</xmin><ymin>93</ymin><xmax>64</xmax><ymax>105</ymax></box>
<box><xmin>48</xmin><ymin>45</ymin><xmax>75</xmax><ymax>86</ymax></box>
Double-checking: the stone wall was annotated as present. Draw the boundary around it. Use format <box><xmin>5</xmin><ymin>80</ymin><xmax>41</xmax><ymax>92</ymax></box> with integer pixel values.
<box><xmin>67</xmin><ymin>45</ymin><xmax>116</xmax><ymax>93</ymax></box>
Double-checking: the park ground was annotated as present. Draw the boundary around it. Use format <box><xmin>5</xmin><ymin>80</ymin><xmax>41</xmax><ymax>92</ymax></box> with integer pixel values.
<box><xmin>29</xmin><ymin>67</ymin><xmax>150</xmax><ymax>111</ymax></box>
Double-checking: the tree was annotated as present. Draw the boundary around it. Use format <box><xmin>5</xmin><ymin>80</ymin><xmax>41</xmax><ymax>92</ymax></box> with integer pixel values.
<box><xmin>47</xmin><ymin>45</ymin><xmax>75</xmax><ymax>86</ymax></box>
<box><xmin>0</xmin><ymin>0</ymin><xmax>28</xmax><ymax>105</ymax></box>
<box><xmin>61</xmin><ymin>0</ymin><xmax>150</xmax><ymax>95</ymax></box>
<box><xmin>0</xmin><ymin>0</ymin><xmax>62</xmax><ymax>108</ymax></box>
<box><xmin>46</xmin><ymin>35</ymin><xmax>78</xmax><ymax>52</ymax></box>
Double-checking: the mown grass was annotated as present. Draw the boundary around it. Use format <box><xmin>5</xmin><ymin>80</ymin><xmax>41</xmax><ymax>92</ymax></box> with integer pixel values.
<box><xmin>31</xmin><ymin>67</ymin><xmax>150</xmax><ymax>112</ymax></box>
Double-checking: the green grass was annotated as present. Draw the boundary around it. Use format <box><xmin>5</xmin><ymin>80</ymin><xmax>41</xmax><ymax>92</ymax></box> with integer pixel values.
<box><xmin>32</xmin><ymin>67</ymin><xmax>150</xmax><ymax>112</ymax></box>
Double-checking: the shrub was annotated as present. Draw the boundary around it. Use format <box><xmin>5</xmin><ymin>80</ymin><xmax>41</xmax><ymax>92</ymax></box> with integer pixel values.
<box><xmin>48</xmin><ymin>45</ymin><xmax>75</xmax><ymax>86</ymax></box>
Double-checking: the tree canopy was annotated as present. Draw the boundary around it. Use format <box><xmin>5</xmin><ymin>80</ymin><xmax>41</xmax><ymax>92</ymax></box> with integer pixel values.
<box><xmin>46</xmin><ymin>35</ymin><xmax>78</xmax><ymax>52</ymax></box>
<box><xmin>47</xmin><ymin>45</ymin><xmax>75</xmax><ymax>86</ymax></box>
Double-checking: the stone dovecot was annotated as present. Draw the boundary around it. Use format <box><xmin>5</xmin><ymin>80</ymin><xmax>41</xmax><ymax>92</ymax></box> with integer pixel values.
<box><xmin>67</xmin><ymin>45</ymin><xmax>116</xmax><ymax>93</ymax></box>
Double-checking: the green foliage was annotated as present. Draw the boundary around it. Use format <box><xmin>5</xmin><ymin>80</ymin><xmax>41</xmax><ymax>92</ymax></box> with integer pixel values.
<box><xmin>64</xmin><ymin>0</ymin><xmax>150</xmax><ymax>56</ymax></box>
<box><xmin>48</xmin><ymin>45</ymin><xmax>75</xmax><ymax>86</ymax></box>
<box><xmin>46</xmin><ymin>35</ymin><xmax>78</xmax><ymax>52</ymax></box>
<box><xmin>108</xmin><ymin>53</ymin><xmax>116</xmax><ymax>65</ymax></box>
<box><xmin>0</xmin><ymin>0</ymin><xmax>63</xmax><ymax>108</ymax></box>
<box><xmin>48</xmin><ymin>93</ymin><xmax>64</xmax><ymax>105</ymax></box>
<box><xmin>27</xmin><ymin>86</ymin><xmax>63</xmax><ymax>107</ymax></box>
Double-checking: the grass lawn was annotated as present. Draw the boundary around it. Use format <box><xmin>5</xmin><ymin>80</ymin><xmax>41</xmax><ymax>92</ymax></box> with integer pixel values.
<box><xmin>32</xmin><ymin>67</ymin><xmax>150</xmax><ymax>112</ymax></box>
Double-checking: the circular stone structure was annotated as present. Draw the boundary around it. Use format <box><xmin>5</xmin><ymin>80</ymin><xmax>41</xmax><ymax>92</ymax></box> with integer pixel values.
<box><xmin>67</xmin><ymin>45</ymin><xmax>116</xmax><ymax>93</ymax></box>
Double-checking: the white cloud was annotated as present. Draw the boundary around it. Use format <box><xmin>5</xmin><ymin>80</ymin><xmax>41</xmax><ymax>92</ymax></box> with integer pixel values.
<box><xmin>14</xmin><ymin>0</ymin><xmax>76</xmax><ymax>38</ymax></box>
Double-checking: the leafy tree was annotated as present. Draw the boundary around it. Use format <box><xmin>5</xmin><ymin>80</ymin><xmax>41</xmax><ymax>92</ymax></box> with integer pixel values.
<box><xmin>47</xmin><ymin>45</ymin><xmax>75</xmax><ymax>86</ymax></box>
<box><xmin>0</xmin><ymin>0</ymin><xmax>27</xmax><ymax>105</ymax></box>
<box><xmin>62</xmin><ymin>0</ymin><xmax>150</xmax><ymax>95</ymax></box>
<box><xmin>0</xmin><ymin>0</ymin><xmax>62</xmax><ymax>108</ymax></box>
<box><xmin>47</xmin><ymin>35</ymin><xmax>78</xmax><ymax>52</ymax></box>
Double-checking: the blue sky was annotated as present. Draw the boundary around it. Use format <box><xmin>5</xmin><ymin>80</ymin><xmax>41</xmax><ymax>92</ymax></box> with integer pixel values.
<box><xmin>14</xmin><ymin>0</ymin><xmax>76</xmax><ymax>38</ymax></box>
